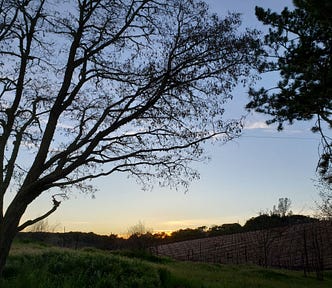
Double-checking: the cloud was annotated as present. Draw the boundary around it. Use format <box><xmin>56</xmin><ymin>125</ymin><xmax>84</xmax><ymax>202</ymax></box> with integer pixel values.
<box><xmin>161</xmin><ymin>219</ymin><xmax>215</xmax><ymax>229</ymax></box>
<box><xmin>64</xmin><ymin>221</ymin><xmax>90</xmax><ymax>225</ymax></box>
<box><xmin>244</xmin><ymin>121</ymin><xmax>269</xmax><ymax>130</ymax></box>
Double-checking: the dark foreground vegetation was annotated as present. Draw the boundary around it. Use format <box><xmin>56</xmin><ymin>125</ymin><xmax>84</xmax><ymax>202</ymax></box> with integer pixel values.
<box><xmin>1</xmin><ymin>239</ymin><xmax>332</xmax><ymax>288</ymax></box>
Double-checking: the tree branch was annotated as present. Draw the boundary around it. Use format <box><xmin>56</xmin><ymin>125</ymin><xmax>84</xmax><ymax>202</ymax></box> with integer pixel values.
<box><xmin>16</xmin><ymin>194</ymin><xmax>65</xmax><ymax>232</ymax></box>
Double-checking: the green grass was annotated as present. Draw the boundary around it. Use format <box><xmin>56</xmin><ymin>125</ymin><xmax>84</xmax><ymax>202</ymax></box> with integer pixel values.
<box><xmin>160</xmin><ymin>261</ymin><xmax>332</xmax><ymax>288</ymax></box>
<box><xmin>1</xmin><ymin>240</ymin><xmax>331</xmax><ymax>288</ymax></box>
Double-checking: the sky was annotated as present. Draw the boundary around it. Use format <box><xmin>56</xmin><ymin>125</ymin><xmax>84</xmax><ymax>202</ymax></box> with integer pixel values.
<box><xmin>19</xmin><ymin>0</ymin><xmax>323</xmax><ymax>236</ymax></box>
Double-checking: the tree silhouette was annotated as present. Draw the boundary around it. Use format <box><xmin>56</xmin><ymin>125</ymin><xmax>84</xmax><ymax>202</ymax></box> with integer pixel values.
<box><xmin>316</xmin><ymin>181</ymin><xmax>332</xmax><ymax>219</ymax></box>
<box><xmin>0</xmin><ymin>0</ymin><xmax>261</xmax><ymax>274</ymax></box>
<box><xmin>277</xmin><ymin>197</ymin><xmax>292</xmax><ymax>217</ymax></box>
<box><xmin>246</xmin><ymin>0</ymin><xmax>332</xmax><ymax>185</ymax></box>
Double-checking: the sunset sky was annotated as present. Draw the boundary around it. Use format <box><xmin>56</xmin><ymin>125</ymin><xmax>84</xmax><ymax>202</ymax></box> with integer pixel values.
<box><xmin>19</xmin><ymin>0</ymin><xmax>322</xmax><ymax>236</ymax></box>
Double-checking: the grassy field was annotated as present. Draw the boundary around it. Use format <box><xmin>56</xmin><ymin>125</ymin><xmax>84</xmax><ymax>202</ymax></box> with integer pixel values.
<box><xmin>1</xmin><ymin>239</ymin><xmax>332</xmax><ymax>288</ymax></box>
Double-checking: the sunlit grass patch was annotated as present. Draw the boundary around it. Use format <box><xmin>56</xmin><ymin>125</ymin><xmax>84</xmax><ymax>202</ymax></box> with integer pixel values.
<box><xmin>9</xmin><ymin>239</ymin><xmax>56</xmax><ymax>256</ymax></box>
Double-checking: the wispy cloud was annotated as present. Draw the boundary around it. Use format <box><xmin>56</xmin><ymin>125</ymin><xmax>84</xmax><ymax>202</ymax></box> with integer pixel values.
<box><xmin>161</xmin><ymin>218</ymin><xmax>216</xmax><ymax>229</ymax></box>
<box><xmin>64</xmin><ymin>221</ymin><xmax>90</xmax><ymax>225</ymax></box>
<box><xmin>244</xmin><ymin>121</ymin><xmax>269</xmax><ymax>130</ymax></box>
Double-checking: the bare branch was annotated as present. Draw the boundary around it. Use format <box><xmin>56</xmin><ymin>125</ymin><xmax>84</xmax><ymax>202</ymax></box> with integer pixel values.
<box><xmin>17</xmin><ymin>194</ymin><xmax>65</xmax><ymax>232</ymax></box>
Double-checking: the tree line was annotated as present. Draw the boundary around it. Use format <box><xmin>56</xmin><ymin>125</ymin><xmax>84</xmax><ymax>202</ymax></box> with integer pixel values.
<box><xmin>17</xmin><ymin>212</ymin><xmax>318</xmax><ymax>252</ymax></box>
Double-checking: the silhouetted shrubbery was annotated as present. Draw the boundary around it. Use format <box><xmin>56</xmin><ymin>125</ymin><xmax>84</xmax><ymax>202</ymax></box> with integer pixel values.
<box><xmin>16</xmin><ymin>214</ymin><xmax>319</xmax><ymax>250</ymax></box>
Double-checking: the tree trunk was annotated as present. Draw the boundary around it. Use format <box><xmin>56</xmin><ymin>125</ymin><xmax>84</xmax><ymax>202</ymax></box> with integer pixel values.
<box><xmin>0</xmin><ymin>199</ymin><xmax>27</xmax><ymax>277</ymax></box>
<box><xmin>0</xmin><ymin>193</ymin><xmax>61</xmax><ymax>276</ymax></box>
<box><xmin>0</xmin><ymin>222</ymin><xmax>19</xmax><ymax>276</ymax></box>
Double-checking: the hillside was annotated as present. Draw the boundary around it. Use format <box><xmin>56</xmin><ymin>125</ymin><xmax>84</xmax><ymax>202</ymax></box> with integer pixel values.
<box><xmin>153</xmin><ymin>221</ymin><xmax>332</xmax><ymax>274</ymax></box>
<box><xmin>1</xmin><ymin>239</ymin><xmax>332</xmax><ymax>287</ymax></box>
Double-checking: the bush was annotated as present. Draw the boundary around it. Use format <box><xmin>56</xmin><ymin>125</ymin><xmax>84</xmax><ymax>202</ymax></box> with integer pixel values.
<box><xmin>1</xmin><ymin>251</ymin><xmax>163</xmax><ymax>288</ymax></box>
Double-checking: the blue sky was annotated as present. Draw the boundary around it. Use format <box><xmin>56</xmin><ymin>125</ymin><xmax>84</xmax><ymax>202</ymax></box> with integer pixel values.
<box><xmin>20</xmin><ymin>0</ymin><xmax>322</xmax><ymax>235</ymax></box>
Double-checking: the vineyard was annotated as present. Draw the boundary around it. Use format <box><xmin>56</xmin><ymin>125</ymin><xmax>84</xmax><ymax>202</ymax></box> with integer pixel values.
<box><xmin>152</xmin><ymin>221</ymin><xmax>332</xmax><ymax>272</ymax></box>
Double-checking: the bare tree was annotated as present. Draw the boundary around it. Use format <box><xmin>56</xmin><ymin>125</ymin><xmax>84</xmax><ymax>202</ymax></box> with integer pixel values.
<box><xmin>127</xmin><ymin>220</ymin><xmax>151</xmax><ymax>237</ymax></box>
<box><xmin>316</xmin><ymin>182</ymin><xmax>332</xmax><ymax>219</ymax></box>
<box><xmin>277</xmin><ymin>198</ymin><xmax>292</xmax><ymax>217</ymax></box>
<box><xmin>0</xmin><ymin>0</ymin><xmax>261</xmax><ymax>273</ymax></box>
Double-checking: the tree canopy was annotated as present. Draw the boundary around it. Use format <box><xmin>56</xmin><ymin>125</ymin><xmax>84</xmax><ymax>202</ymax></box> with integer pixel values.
<box><xmin>246</xmin><ymin>0</ymin><xmax>332</xmax><ymax>185</ymax></box>
<box><xmin>0</xmin><ymin>0</ymin><xmax>261</xmax><ymax>274</ymax></box>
